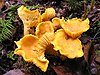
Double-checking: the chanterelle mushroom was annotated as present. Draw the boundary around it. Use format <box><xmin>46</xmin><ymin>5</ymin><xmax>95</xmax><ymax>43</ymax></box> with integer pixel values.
<box><xmin>18</xmin><ymin>5</ymin><xmax>41</xmax><ymax>35</ymax></box>
<box><xmin>41</xmin><ymin>8</ymin><xmax>56</xmax><ymax>21</ymax></box>
<box><xmin>35</xmin><ymin>21</ymin><xmax>54</xmax><ymax>38</ymax></box>
<box><xmin>14</xmin><ymin>34</ymin><xmax>49</xmax><ymax>72</ymax></box>
<box><xmin>61</xmin><ymin>18</ymin><xmax>90</xmax><ymax>39</ymax></box>
<box><xmin>52</xmin><ymin>17</ymin><xmax>64</xmax><ymax>30</ymax></box>
<box><xmin>52</xmin><ymin>29</ymin><xmax>84</xmax><ymax>59</ymax></box>
<box><xmin>14</xmin><ymin>6</ymin><xmax>90</xmax><ymax>72</ymax></box>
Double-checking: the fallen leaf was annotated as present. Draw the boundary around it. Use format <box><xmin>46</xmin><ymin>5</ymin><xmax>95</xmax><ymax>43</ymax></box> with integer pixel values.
<box><xmin>95</xmin><ymin>56</ymin><xmax>100</xmax><ymax>65</ymax></box>
<box><xmin>0</xmin><ymin>13</ymin><xmax>6</xmax><ymax>19</ymax></box>
<box><xmin>0</xmin><ymin>0</ymin><xmax>4</xmax><ymax>9</ymax></box>
<box><xmin>90</xmin><ymin>44</ymin><xmax>100</xmax><ymax>75</ymax></box>
<box><xmin>82</xmin><ymin>40</ymin><xmax>92</xmax><ymax>62</ymax></box>
<box><xmin>51</xmin><ymin>65</ymin><xmax>72</xmax><ymax>75</ymax></box>
<box><xmin>3</xmin><ymin>69</ymin><xmax>28</xmax><ymax>75</ymax></box>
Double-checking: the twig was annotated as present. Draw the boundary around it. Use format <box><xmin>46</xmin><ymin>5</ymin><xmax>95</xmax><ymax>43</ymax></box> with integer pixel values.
<box><xmin>82</xmin><ymin>0</ymin><xmax>95</xmax><ymax>20</ymax></box>
<box><xmin>82</xmin><ymin>0</ymin><xmax>87</xmax><ymax>20</ymax></box>
<box><xmin>93</xmin><ymin>31</ymin><xmax>100</xmax><ymax>40</ymax></box>
<box><xmin>1</xmin><ymin>4</ymin><xmax>20</xmax><ymax>13</ymax></box>
<box><xmin>89</xmin><ymin>0</ymin><xmax>95</xmax><ymax>13</ymax></box>
<box><xmin>0</xmin><ymin>66</ymin><xmax>7</xmax><ymax>72</ymax></box>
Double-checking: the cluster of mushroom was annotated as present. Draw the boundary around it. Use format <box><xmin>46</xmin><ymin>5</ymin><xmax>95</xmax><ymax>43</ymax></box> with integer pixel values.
<box><xmin>14</xmin><ymin>5</ymin><xmax>90</xmax><ymax>72</ymax></box>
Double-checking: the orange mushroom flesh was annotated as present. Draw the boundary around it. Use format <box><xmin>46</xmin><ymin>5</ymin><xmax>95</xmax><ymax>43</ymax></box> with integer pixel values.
<box><xmin>14</xmin><ymin>34</ymin><xmax>49</xmax><ymax>72</ymax></box>
<box><xmin>17</xmin><ymin>5</ymin><xmax>41</xmax><ymax>35</ymax></box>
<box><xmin>52</xmin><ymin>29</ymin><xmax>84</xmax><ymax>59</ymax></box>
<box><xmin>39</xmin><ymin>32</ymin><xmax>54</xmax><ymax>45</ymax></box>
<box><xmin>61</xmin><ymin>18</ymin><xmax>90</xmax><ymax>39</ymax></box>
<box><xmin>41</xmin><ymin>8</ymin><xmax>56</xmax><ymax>21</ymax></box>
<box><xmin>35</xmin><ymin>21</ymin><xmax>54</xmax><ymax>38</ymax></box>
<box><xmin>52</xmin><ymin>17</ymin><xmax>64</xmax><ymax>30</ymax></box>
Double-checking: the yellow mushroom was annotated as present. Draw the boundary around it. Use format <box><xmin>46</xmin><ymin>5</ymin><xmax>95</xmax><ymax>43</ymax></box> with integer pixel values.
<box><xmin>52</xmin><ymin>17</ymin><xmax>64</xmax><ymax>30</ymax></box>
<box><xmin>61</xmin><ymin>18</ymin><xmax>90</xmax><ymax>39</ymax></box>
<box><xmin>41</xmin><ymin>8</ymin><xmax>56</xmax><ymax>21</ymax></box>
<box><xmin>15</xmin><ymin>6</ymin><xmax>90</xmax><ymax>72</ymax></box>
<box><xmin>35</xmin><ymin>21</ymin><xmax>54</xmax><ymax>38</ymax></box>
<box><xmin>17</xmin><ymin>5</ymin><xmax>41</xmax><ymax>35</ymax></box>
<box><xmin>14</xmin><ymin>34</ymin><xmax>49</xmax><ymax>72</ymax></box>
<box><xmin>51</xmin><ymin>29</ymin><xmax>84</xmax><ymax>59</ymax></box>
<box><xmin>14</xmin><ymin>31</ymin><xmax>55</xmax><ymax>72</ymax></box>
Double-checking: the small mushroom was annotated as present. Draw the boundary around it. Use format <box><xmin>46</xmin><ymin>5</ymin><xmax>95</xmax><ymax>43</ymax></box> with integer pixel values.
<box><xmin>52</xmin><ymin>29</ymin><xmax>84</xmax><ymax>59</ymax></box>
<box><xmin>41</xmin><ymin>8</ymin><xmax>56</xmax><ymax>21</ymax></box>
<box><xmin>61</xmin><ymin>18</ymin><xmax>90</xmax><ymax>39</ymax></box>
<box><xmin>52</xmin><ymin>17</ymin><xmax>64</xmax><ymax>30</ymax></box>
<box><xmin>35</xmin><ymin>21</ymin><xmax>54</xmax><ymax>38</ymax></box>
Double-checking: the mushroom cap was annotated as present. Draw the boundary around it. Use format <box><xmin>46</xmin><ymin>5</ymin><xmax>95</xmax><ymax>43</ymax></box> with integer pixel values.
<box><xmin>36</xmin><ymin>21</ymin><xmax>54</xmax><ymax>38</ymax></box>
<box><xmin>52</xmin><ymin>29</ymin><xmax>84</xmax><ymax>59</ymax></box>
<box><xmin>61</xmin><ymin>18</ymin><xmax>90</xmax><ymax>39</ymax></box>
<box><xmin>18</xmin><ymin>6</ymin><xmax>41</xmax><ymax>35</ymax></box>
<box><xmin>14</xmin><ymin>34</ymin><xmax>49</xmax><ymax>72</ymax></box>
<box><xmin>18</xmin><ymin>5</ymin><xmax>41</xmax><ymax>27</ymax></box>
<box><xmin>41</xmin><ymin>8</ymin><xmax>56</xmax><ymax>21</ymax></box>
<box><xmin>52</xmin><ymin>17</ymin><xmax>64</xmax><ymax>30</ymax></box>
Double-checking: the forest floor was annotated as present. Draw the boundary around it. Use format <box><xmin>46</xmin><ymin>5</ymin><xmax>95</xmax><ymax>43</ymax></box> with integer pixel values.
<box><xmin>0</xmin><ymin>0</ymin><xmax>100</xmax><ymax>75</ymax></box>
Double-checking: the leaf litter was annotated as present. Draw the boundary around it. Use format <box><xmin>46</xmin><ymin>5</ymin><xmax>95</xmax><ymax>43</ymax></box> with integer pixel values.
<box><xmin>0</xmin><ymin>0</ymin><xmax>100</xmax><ymax>75</ymax></box>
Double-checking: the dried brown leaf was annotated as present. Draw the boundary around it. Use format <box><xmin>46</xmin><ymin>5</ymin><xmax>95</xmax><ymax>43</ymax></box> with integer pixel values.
<box><xmin>0</xmin><ymin>0</ymin><xmax>4</xmax><ymax>9</ymax></box>
<box><xmin>51</xmin><ymin>65</ymin><xmax>72</xmax><ymax>75</ymax></box>
<box><xmin>0</xmin><ymin>13</ymin><xmax>6</xmax><ymax>19</ymax></box>
<box><xmin>83</xmin><ymin>40</ymin><xmax>92</xmax><ymax>62</ymax></box>
<box><xmin>3</xmin><ymin>69</ymin><xmax>29</xmax><ymax>75</ymax></box>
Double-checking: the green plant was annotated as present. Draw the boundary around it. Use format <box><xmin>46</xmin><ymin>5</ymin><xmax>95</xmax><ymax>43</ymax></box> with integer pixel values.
<box><xmin>65</xmin><ymin>13</ymin><xmax>73</xmax><ymax>20</ymax></box>
<box><xmin>7</xmin><ymin>51</ymin><xmax>16</xmax><ymax>60</ymax></box>
<box><xmin>6</xmin><ymin>5</ymin><xmax>19</xmax><ymax>21</ymax></box>
<box><xmin>26</xmin><ymin>5</ymin><xmax>39</xmax><ymax>10</ymax></box>
<box><xmin>6</xmin><ymin>11</ymin><xmax>16</xmax><ymax>21</ymax></box>
<box><xmin>24</xmin><ymin>0</ymin><xmax>32</xmax><ymax>2</ymax></box>
<box><xmin>0</xmin><ymin>5</ymin><xmax>20</xmax><ymax>42</ymax></box>
<box><xmin>8</xmin><ymin>5</ymin><xmax>19</xmax><ymax>11</ymax></box>
<box><xmin>96</xmin><ymin>48</ymin><xmax>100</xmax><ymax>56</ymax></box>
<box><xmin>0</xmin><ymin>44</ymin><xmax>3</xmax><ymax>51</ymax></box>
<box><xmin>0</xmin><ymin>19</ymin><xmax>15</xmax><ymax>42</ymax></box>
<box><xmin>64</xmin><ymin>0</ymin><xmax>84</xmax><ymax>11</ymax></box>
